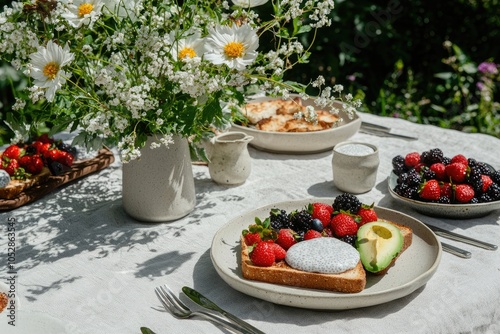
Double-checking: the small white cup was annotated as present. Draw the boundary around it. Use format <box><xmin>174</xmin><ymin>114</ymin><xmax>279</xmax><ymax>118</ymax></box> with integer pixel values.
<box><xmin>332</xmin><ymin>141</ymin><xmax>379</xmax><ymax>194</ymax></box>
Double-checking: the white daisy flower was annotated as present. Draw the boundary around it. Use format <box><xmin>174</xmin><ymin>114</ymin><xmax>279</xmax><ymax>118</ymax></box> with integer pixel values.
<box><xmin>29</xmin><ymin>40</ymin><xmax>74</xmax><ymax>102</ymax></box>
<box><xmin>230</xmin><ymin>0</ymin><xmax>269</xmax><ymax>8</ymax></box>
<box><xmin>204</xmin><ymin>24</ymin><xmax>259</xmax><ymax>70</ymax></box>
<box><xmin>61</xmin><ymin>0</ymin><xmax>104</xmax><ymax>28</ymax></box>
<box><xmin>169</xmin><ymin>30</ymin><xmax>205</xmax><ymax>61</ymax></box>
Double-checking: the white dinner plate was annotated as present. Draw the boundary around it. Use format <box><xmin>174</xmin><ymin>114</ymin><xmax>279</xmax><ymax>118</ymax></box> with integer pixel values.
<box><xmin>231</xmin><ymin>97</ymin><xmax>361</xmax><ymax>154</ymax></box>
<box><xmin>388</xmin><ymin>172</ymin><xmax>500</xmax><ymax>219</ymax></box>
<box><xmin>210</xmin><ymin>198</ymin><xmax>442</xmax><ymax>310</ymax></box>
<box><xmin>0</xmin><ymin>310</ymin><xmax>68</xmax><ymax>334</ymax></box>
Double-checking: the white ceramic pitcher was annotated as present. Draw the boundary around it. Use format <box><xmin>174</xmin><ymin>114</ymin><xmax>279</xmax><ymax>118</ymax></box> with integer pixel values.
<box><xmin>207</xmin><ymin>132</ymin><xmax>254</xmax><ymax>185</ymax></box>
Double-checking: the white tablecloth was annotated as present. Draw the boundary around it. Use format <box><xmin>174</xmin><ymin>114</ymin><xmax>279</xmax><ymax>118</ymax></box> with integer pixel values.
<box><xmin>1</xmin><ymin>113</ymin><xmax>499</xmax><ymax>334</ymax></box>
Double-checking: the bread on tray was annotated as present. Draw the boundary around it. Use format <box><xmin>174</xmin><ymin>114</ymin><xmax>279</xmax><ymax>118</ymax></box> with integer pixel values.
<box><xmin>0</xmin><ymin>167</ymin><xmax>51</xmax><ymax>200</ymax></box>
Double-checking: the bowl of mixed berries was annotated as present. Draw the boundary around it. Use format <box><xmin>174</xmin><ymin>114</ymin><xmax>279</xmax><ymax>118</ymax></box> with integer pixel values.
<box><xmin>388</xmin><ymin>148</ymin><xmax>500</xmax><ymax>218</ymax></box>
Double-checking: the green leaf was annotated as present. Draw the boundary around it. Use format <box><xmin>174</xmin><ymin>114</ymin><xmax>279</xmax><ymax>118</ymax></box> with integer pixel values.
<box><xmin>140</xmin><ymin>327</ymin><xmax>156</xmax><ymax>334</ymax></box>
<box><xmin>434</xmin><ymin>72</ymin><xmax>452</xmax><ymax>80</ymax></box>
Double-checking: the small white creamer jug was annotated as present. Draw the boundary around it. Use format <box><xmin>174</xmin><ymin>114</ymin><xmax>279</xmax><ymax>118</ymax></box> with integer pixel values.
<box><xmin>207</xmin><ymin>132</ymin><xmax>253</xmax><ymax>185</ymax></box>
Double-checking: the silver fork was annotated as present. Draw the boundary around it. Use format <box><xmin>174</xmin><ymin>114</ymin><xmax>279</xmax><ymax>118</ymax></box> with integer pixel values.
<box><xmin>155</xmin><ymin>285</ymin><xmax>250</xmax><ymax>334</ymax></box>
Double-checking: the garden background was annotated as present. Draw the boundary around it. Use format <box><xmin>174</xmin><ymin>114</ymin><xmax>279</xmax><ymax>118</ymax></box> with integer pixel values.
<box><xmin>0</xmin><ymin>0</ymin><xmax>498</xmax><ymax>145</ymax></box>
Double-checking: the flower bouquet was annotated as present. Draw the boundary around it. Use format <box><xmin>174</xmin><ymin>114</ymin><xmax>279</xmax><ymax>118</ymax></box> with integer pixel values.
<box><xmin>0</xmin><ymin>0</ymin><xmax>360</xmax><ymax>162</ymax></box>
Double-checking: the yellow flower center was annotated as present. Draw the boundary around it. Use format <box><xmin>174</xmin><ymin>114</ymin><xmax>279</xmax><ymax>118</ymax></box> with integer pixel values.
<box><xmin>43</xmin><ymin>61</ymin><xmax>60</xmax><ymax>80</ymax></box>
<box><xmin>78</xmin><ymin>3</ymin><xmax>94</xmax><ymax>17</ymax></box>
<box><xmin>178</xmin><ymin>47</ymin><xmax>196</xmax><ymax>59</ymax></box>
<box><xmin>224</xmin><ymin>42</ymin><xmax>245</xmax><ymax>58</ymax></box>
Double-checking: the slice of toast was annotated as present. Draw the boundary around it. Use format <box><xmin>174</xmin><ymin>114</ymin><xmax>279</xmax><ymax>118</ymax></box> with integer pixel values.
<box><xmin>241</xmin><ymin>235</ymin><xmax>367</xmax><ymax>293</ymax></box>
<box><xmin>241</xmin><ymin>221</ymin><xmax>413</xmax><ymax>292</ymax></box>
<box><xmin>0</xmin><ymin>167</ymin><xmax>51</xmax><ymax>200</ymax></box>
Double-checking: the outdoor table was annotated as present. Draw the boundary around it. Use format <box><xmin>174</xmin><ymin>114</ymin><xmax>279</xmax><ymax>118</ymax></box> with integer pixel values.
<box><xmin>1</xmin><ymin>112</ymin><xmax>499</xmax><ymax>333</ymax></box>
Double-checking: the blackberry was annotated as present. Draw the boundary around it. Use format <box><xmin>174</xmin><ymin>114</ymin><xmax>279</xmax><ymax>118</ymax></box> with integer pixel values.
<box><xmin>488</xmin><ymin>183</ymin><xmax>500</xmax><ymax>201</ymax></box>
<box><xmin>269</xmin><ymin>209</ymin><xmax>291</xmax><ymax>230</ymax></box>
<box><xmin>421</xmin><ymin>148</ymin><xmax>443</xmax><ymax>164</ymax></box>
<box><xmin>392</xmin><ymin>155</ymin><xmax>406</xmax><ymax>175</ymax></box>
<box><xmin>397</xmin><ymin>172</ymin><xmax>409</xmax><ymax>185</ymax></box>
<box><xmin>25</xmin><ymin>145</ymin><xmax>37</xmax><ymax>155</ymax></box>
<box><xmin>491</xmin><ymin>170</ymin><xmax>500</xmax><ymax>184</ymax></box>
<box><xmin>403</xmin><ymin>186</ymin><xmax>419</xmax><ymax>200</ymax></box>
<box><xmin>394</xmin><ymin>183</ymin><xmax>409</xmax><ymax>196</ymax></box>
<box><xmin>406</xmin><ymin>171</ymin><xmax>422</xmax><ymax>187</ymax></box>
<box><xmin>340</xmin><ymin>235</ymin><xmax>357</xmax><ymax>247</ymax></box>
<box><xmin>421</xmin><ymin>167</ymin><xmax>436</xmax><ymax>181</ymax></box>
<box><xmin>290</xmin><ymin>209</ymin><xmax>313</xmax><ymax>235</ymax></box>
<box><xmin>438</xmin><ymin>196</ymin><xmax>451</xmax><ymax>204</ymax></box>
<box><xmin>476</xmin><ymin>162</ymin><xmax>493</xmax><ymax>176</ymax></box>
<box><xmin>332</xmin><ymin>194</ymin><xmax>361</xmax><ymax>214</ymax></box>
<box><xmin>470</xmin><ymin>197</ymin><xmax>479</xmax><ymax>204</ymax></box>
<box><xmin>441</xmin><ymin>156</ymin><xmax>451</xmax><ymax>165</ymax></box>
<box><xmin>479</xmin><ymin>193</ymin><xmax>492</xmax><ymax>203</ymax></box>
<box><xmin>468</xmin><ymin>170</ymin><xmax>483</xmax><ymax>194</ymax></box>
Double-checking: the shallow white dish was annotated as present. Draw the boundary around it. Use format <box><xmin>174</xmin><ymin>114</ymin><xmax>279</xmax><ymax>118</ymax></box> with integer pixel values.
<box><xmin>210</xmin><ymin>198</ymin><xmax>441</xmax><ymax>310</ymax></box>
<box><xmin>0</xmin><ymin>311</ymin><xmax>68</xmax><ymax>333</ymax></box>
<box><xmin>231</xmin><ymin>97</ymin><xmax>361</xmax><ymax>154</ymax></box>
<box><xmin>388</xmin><ymin>172</ymin><xmax>500</xmax><ymax>219</ymax></box>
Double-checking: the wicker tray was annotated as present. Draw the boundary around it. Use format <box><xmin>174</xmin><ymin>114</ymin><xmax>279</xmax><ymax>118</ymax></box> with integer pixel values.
<box><xmin>0</xmin><ymin>148</ymin><xmax>115</xmax><ymax>211</ymax></box>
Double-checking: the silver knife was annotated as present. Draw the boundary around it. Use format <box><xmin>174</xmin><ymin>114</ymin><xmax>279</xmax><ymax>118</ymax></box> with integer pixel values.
<box><xmin>426</xmin><ymin>224</ymin><xmax>498</xmax><ymax>250</ymax></box>
<box><xmin>441</xmin><ymin>242</ymin><xmax>471</xmax><ymax>258</ymax></box>
<box><xmin>359</xmin><ymin>128</ymin><xmax>418</xmax><ymax>141</ymax></box>
<box><xmin>361</xmin><ymin>122</ymin><xmax>392</xmax><ymax>132</ymax></box>
<box><xmin>182</xmin><ymin>286</ymin><xmax>265</xmax><ymax>334</ymax></box>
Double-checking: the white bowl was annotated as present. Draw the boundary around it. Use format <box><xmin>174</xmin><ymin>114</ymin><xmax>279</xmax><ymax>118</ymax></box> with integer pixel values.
<box><xmin>388</xmin><ymin>172</ymin><xmax>500</xmax><ymax>219</ymax></box>
<box><xmin>231</xmin><ymin>97</ymin><xmax>361</xmax><ymax>154</ymax></box>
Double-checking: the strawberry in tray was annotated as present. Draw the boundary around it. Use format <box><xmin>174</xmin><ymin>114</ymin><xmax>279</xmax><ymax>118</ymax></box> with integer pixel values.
<box><xmin>0</xmin><ymin>135</ymin><xmax>78</xmax><ymax>200</ymax></box>
<box><xmin>392</xmin><ymin>148</ymin><xmax>500</xmax><ymax>204</ymax></box>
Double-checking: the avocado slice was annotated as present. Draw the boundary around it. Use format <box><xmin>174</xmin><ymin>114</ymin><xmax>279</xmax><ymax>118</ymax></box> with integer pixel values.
<box><xmin>356</xmin><ymin>221</ymin><xmax>403</xmax><ymax>273</ymax></box>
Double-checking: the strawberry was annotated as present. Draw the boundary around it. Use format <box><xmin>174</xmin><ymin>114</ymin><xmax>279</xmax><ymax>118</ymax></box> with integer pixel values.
<box><xmin>243</xmin><ymin>232</ymin><xmax>261</xmax><ymax>246</ymax></box>
<box><xmin>37</xmin><ymin>134</ymin><xmax>54</xmax><ymax>144</ymax></box>
<box><xmin>57</xmin><ymin>150</ymin><xmax>74</xmax><ymax>166</ymax></box>
<box><xmin>3</xmin><ymin>159</ymin><xmax>20</xmax><ymax>176</ymax></box>
<box><xmin>430</xmin><ymin>163</ymin><xmax>446</xmax><ymax>180</ymax></box>
<box><xmin>330</xmin><ymin>213</ymin><xmax>358</xmax><ymax>237</ymax></box>
<box><xmin>414</xmin><ymin>162</ymin><xmax>427</xmax><ymax>173</ymax></box>
<box><xmin>357</xmin><ymin>206</ymin><xmax>378</xmax><ymax>225</ymax></box>
<box><xmin>445</xmin><ymin>162</ymin><xmax>468</xmax><ymax>183</ymax></box>
<box><xmin>24</xmin><ymin>156</ymin><xmax>44</xmax><ymax>174</ymax></box>
<box><xmin>419</xmin><ymin>179</ymin><xmax>441</xmax><ymax>201</ymax></box>
<box><xmin>45</xmin><ymin>148</ymin><xmax>61</xmax><ymax>160</ymax></box>
<box><xmin>310</xmin><ymin>202</ymin><xmax>332</xmax><ymax>228</ymax></box>
<box><xmin>304</xmin><ymin>229</ymin><xmax>322</xmax><ymax>240</ymax></box>
<box><xmin>451</xmin><ymin>154</ymin><xmax>468</xmax><ymax>166</ymax></box>
<box><xmin>454</xmin><ymin>184</ymin><xmax>475</xmax><ymax>203</ymax></box>
<box><xmin>2</xmin><ymin>145</ymin><xmax>23</xmax><ymax>160</ymax></box>
<box><xmin>404</xmin><ymin>152</ymin><xmax>421</xmax><ymax>168</ymax></box>
<box><xmin>276</xmin><ymin>228</ymin><xmax>297</xmax><ymax>250</ymax></box>
<box><xmin>440</xmin><ymin>182</ymin><xmax>453</xmax><ymax>198</ymax></box>
<box><xmin>269</xmin><ymin>243</ymin><xmax>286</xmax><ymax>261</ymax></box>
<box><xmin>250</xmin><ymin>242</ymin><xmax>275</xmax><ymax>267</ymax></box>
<box><xmin>481</xmin><ymin>175</ymin><xmax>493</xmax><ymax>193</ymax></box>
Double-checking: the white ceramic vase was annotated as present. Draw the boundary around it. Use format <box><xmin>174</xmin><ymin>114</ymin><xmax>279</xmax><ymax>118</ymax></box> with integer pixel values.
<box><xmin>122</xmin><ymin>135</ymin><xmax>196</xmax><ymax>222</ymax></box>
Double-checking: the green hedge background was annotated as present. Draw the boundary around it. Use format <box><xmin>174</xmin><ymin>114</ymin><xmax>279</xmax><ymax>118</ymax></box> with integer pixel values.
<box><xmin>1</xmin><ymin>0</ymin><xmax>499</xmax><ymax>145</ymax></box>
